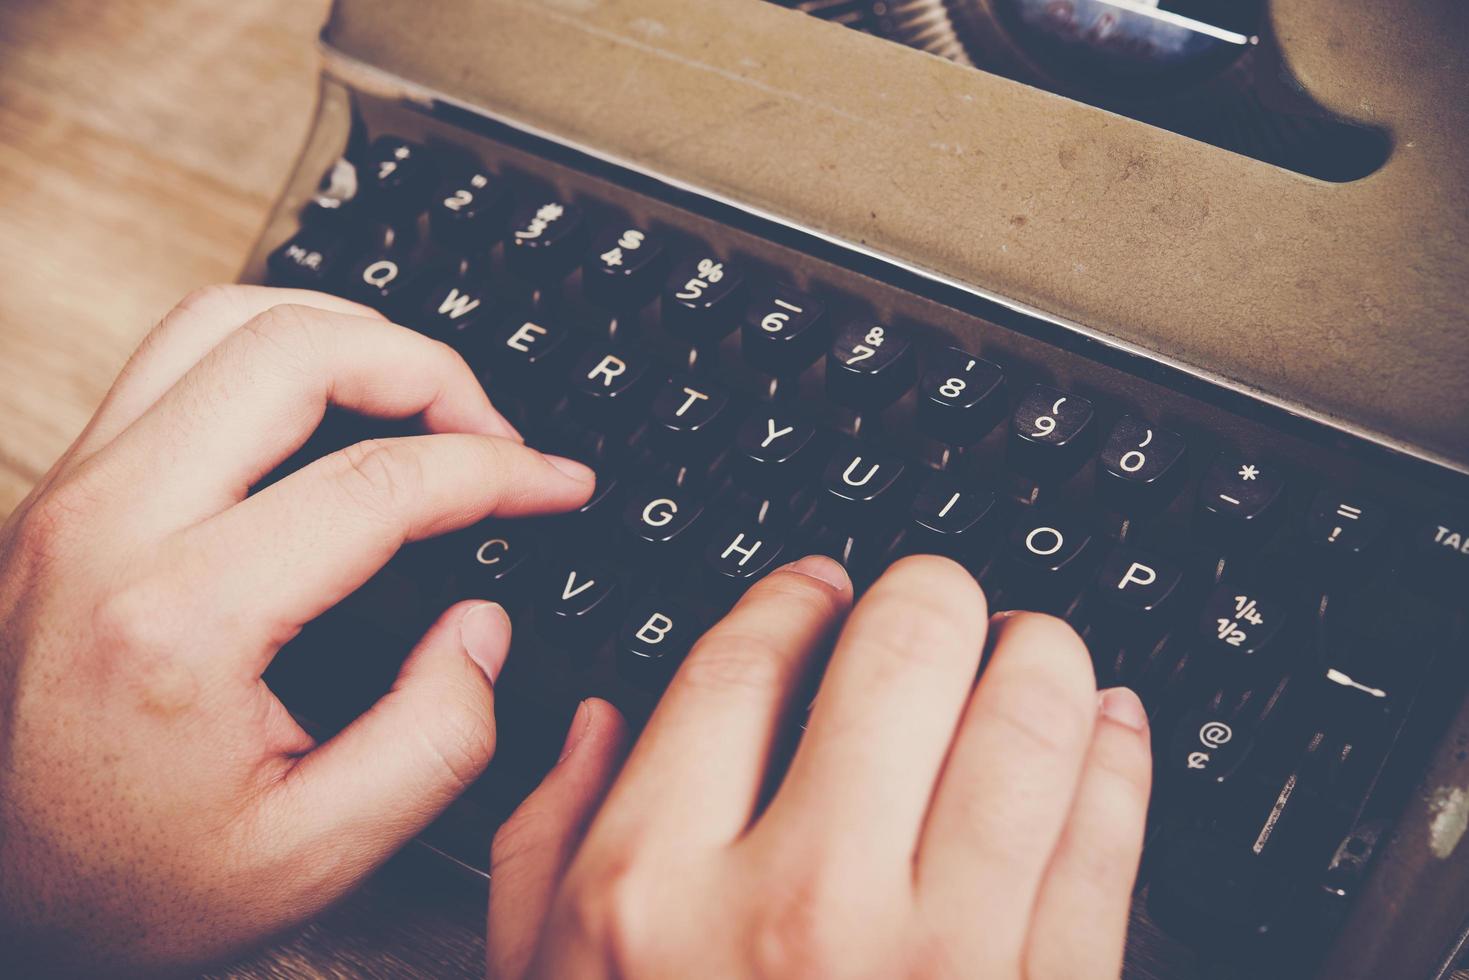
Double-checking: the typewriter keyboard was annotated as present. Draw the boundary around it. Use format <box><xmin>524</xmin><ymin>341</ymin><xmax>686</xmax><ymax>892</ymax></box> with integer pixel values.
<box><xmin>255</xmin><ymin>121</ymin><xmax>1469</xmax><ymax>973</ymax></box>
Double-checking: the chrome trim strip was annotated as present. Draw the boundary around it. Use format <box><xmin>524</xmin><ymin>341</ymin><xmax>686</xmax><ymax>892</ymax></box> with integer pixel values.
<box><xmin>317</xmin><ymin>38</ymin><xmax>1468</xmax><ymax>480</ymax></box>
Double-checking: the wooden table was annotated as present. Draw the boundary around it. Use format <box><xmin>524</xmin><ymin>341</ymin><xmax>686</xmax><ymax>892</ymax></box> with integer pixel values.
<box><xmin>0</xmin><ymin>2</ymin><xmax>486</xmax><ymax>975</ymax></box>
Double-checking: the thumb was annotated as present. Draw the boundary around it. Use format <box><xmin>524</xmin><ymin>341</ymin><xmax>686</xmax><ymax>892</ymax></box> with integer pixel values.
<box><xmin>488</xmin><ymin>698</ymin><xmax>629</xmax><ymax>980</ymax></box>
<box><xmin>268</xmin><ymin>600</ymin><xmax>510</xmax><ymax>888</ymax></box>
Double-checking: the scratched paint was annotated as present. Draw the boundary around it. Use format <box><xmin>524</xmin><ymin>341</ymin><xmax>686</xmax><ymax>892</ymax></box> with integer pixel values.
<box><xmin>1427</xmin><ymin>786</ymin><xmax>1469</xmax><ymax>859</ymax></box>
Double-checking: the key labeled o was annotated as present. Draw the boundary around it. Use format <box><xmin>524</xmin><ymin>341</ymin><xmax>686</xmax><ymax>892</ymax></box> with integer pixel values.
<box><xmin>1024</xmin><ymin>526</ymin><xmax>1064</xmax><ymax>557</ymax></box>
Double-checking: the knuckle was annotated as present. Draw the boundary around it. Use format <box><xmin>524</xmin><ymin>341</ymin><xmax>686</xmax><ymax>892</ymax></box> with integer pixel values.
<box><xmin>747</xmin><ymin>871</ymin><xmax>851</xmax><ymax>980</ymax></box>
<box><xmin>239</xmin><ymin>304</ymin><xmax>327</xmax><ymax>371</ymax></box>
<box><xmin>991</xmin><ymin>611</ymin><xmax>1095</xmax><ymax>686</ymax></box>
<box><xmin>562</xmin><ymin>856</ymin><xmax>656</xmax><ymax>969</ymax></box>
<box><xmin>333</xmin><ymin>439</ymin><xmax>419</xmax><ymax>519</ymax></box>
<box><xmin>849</xmin><ymin>590</ymin><xmax>975</xmax><ymax>672</ymax></box>
<box><xmin>90</xmin><ymin>579</ymin><xmax>201</xmax><ymax>712</ymax></box>
<box><xmin>10</xmin><ymin>479</ymin><xmax>93</xmax><ymax>561</ymax></box>
<box><xmin>417</xmin><ymin>695</ymin><xmax>494</xmax><ymax>791</ymax></box>
<box><xmin>92</xmin><ymin>578</ymin><xmax>173</xmax><ymax>654</ymax></box>
<box><xmin>983</xmin><ymin>669</ymin><xmax>1096</xmax><ymax>758</ymax></box>
<box><xmin>677</xmin><ymin>630</ymin><xmax>788</xmax><ymax>694</ymax></box>
<box><xmin>173</xmin><ymin>282</ymin><xmax>247</xmax><ymax>318</ymax></box>
<box><xmin>490</xmin><ymin>806</ymin><xmax>544</xmax><ymax>874</ymax></box>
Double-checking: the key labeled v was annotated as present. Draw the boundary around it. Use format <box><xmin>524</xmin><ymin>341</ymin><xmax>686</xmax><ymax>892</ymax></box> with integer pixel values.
<box><xmin>563</xmin><ymin>570</ymin><xmax>596</xmax><ymax>601</ymax></box>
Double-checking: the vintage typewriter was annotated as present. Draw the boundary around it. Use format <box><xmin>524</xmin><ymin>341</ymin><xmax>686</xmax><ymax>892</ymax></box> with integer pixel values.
<box><xmin>243</xmin><ymin>1</ymin><xmax>1469</xmax><ymax>977</ymax></box>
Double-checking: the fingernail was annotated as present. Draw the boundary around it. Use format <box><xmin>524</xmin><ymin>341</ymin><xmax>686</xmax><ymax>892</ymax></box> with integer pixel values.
<box><xmin>780</xmin><ymin>554</ymin><xmax>850</xmax><ymax>591</ymax></box>
<box><xmin>544</xmin><ymin>454</ymin><xmax>596</xmax><ymax>483</ymax></box>
<box><xmin>558</xmin><ymin>700</ymin><xmax>592</xmax><ymax>764</ymax></box>
<box><xmin>1098</xmin><ymin>687</ymin><xmax>1149</xmax><ymax>733</ymax></box>
<box><xmin>461</xmin><ymin>602</ymin><xmax>512</xmax><ymax>685</ymax></box>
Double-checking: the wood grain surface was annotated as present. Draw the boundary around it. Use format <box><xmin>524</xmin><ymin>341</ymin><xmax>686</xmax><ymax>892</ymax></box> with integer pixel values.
<box><xmin>0</xmin><ymin>1</ymin><xmax>486</xmax><ymax>976</ymax></box>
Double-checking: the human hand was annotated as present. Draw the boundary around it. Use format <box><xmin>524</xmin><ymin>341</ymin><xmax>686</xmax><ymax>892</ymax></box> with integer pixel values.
<box><xmin>0</xmin><ymin>285</ymin><xmax>595</xmax><ymax>975</ymax></box>
<box><xmin>488</xmin><ymin>555</ymin><xmax>1151</xmax><ymax>979</ymax></box>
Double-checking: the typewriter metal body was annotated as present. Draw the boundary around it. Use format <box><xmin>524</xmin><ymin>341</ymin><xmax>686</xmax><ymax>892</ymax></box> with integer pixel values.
<box><xmin>242</xmin><ymin>2</ymin><xmax>1469</xmax><ymax>977</ymax></box>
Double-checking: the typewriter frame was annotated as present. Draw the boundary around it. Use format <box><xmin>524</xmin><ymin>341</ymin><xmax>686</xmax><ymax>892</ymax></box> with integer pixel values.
<box><xmin>241</xmin><ymin>2</ymin><xmax>1469</xmax><ymax>977</ymax></box>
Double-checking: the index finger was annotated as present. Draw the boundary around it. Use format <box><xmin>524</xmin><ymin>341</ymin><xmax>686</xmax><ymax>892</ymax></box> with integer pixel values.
<box><xmin>171</xmin><ymin>434</ymin><xmax>595</xmax><ymax>662</ymax></box>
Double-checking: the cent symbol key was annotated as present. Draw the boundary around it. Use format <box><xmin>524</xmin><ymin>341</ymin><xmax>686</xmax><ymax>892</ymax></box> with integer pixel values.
<box><xmin>1008</xmin><ymin>384</ymin><xmax>1096</xmax><ymax>482</ymax></box>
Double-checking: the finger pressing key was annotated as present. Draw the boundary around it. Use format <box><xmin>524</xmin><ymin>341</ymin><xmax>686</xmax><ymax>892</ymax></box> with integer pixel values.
<box><xmin>77</xmin><ymin>303</ymin><xmax>520</xmax><ymax>532</ymax></box>
<box><xmin>582</xmin><ymin>556</ymin><xmax>851</xmax><ymax>850</ymax></box>
<box><xmin>174</xmin><ymin>434</ymin><xmax>594</xmax><ymax>660</ymax></box>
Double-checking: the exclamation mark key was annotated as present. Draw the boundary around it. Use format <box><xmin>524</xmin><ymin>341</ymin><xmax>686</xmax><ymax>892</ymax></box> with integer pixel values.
<box><xmin>1305</xmin><ymin>489</ymin><xmax>1385</xmax><ymax>561</ymax></box>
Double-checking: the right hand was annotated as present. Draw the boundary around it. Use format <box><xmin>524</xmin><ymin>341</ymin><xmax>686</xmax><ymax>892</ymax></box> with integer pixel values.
<box><xmin>488</xmin><ymin>555</ymin><xmax>1153</xmax><ymax>980</ymax></box>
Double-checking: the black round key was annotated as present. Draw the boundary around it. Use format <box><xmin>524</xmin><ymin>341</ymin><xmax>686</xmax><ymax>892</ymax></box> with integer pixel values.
<box><xmin>741</xmin><ymin>284</ymin><xmax>827</xmax><ymax>377</ymax></box>
<box><xmin>1197</xmin><ymin>581</ymin><xmax>1287</xmax><ymax>680</ymax></box>
<box><xmin>662</xmin><ymin>254</ymin><xmax>748</xmax><ymax>342</ymax></box>
<box><xmin>568</xmin><ymin>347</ymin><xmax>656</xmax><ymax>427</ymax></box>
<box><xmin>1165</xmin><ymin>708</ymin><xmax>1254</xmax><ymax>800</ymax></box>
<box><xmin>705</xmin><ymin>520</ymin><xmax>786</xmax><ymax>599</ymax></box>
<box><xmin>732</xmin><ymin>409</ymin><xmax>822</xmax><ymax>496</ymax></box>
<box><xmin>916</xmin><ymin>347</ymin><xmax>1005</xmax><ymax>445</ymax></box>
<box><xmin>648</xmin><ymin>377</ymin><xmax>734</xmax><ymax>460</ymax></box>
<box><xmin>485</xmin><ymin>309</ymin><xmax>577</xmax><ymax>390</ymax></box>
<box><xmin>1196</xmin><ymin>453</ymin><xmax>1286</xmax><ymax>542</ymax></box>
<box><xmin>1006</xmin><ymin>510</ymin><xmax>1094</xmax><ymax>578</ymax></box>
<box><xmin>1093</xmin><ymin>546</ymin><xmax>1185</xmax><ymax>641</ymax></box>
<box><xmin>820</xmin><ymin>441</ymin><xmax>908</xmax><ymax>527</ymax></box>
<box><xmin>1008</xmin><ymin>384</ymin><xmax>1096</xmax><ymax>482</ymax></box>
<box><xmin>538</xmin><ymin>560</ymin><xmax>621</xmax><ymax>652</ymax></box>
<box><xmin>825</xmin><ymin>322</ymin><xmax>915</xmax><ymax>412</ymax></box>
<box><xmin>359</xmin><ymin>136</ymin><xmax>434</xmax><ymax>214</ymax></box>
<box><xmin>451</xmin><ymin>523</ymin><xmax>538</xmax><ymax>604</ymax></box>
<box><xmin>265</xmin><ymin>228</ymin><xmax>350</xmax><ymax>289</ymax></box>
<box><xmin>428</xmin><ymin>167</ymin><xmax>505</xmax><ymax>251</ymax></box>
<box><xmin>583</xmin><ymin>226</ymin><xmax>666</xmax><ymax>310</ymax></box>
<box><xmin>621</xmin><ymin>484</ymin><xmax>706</xmax><ymax>561</ymax></box>
<box><xmin>1304</xmin><ymin>490</ymin><xmax>1386</xmax><ymax>561</ymax></box>
<box><xmin>904</xmin><ymin>471</ymin><xmax>999</xmax><ymax>560</ymax></box>
<box><xmin>618</xmin><ymin>597</ymin><xmax>702</xmax><ymax>689</ymax></box>
<box><xmin>414</xmin><ymin>275</ymin><xmax>497</xmax><ymax>349</ymax></box>
<box><xmin>340</xmin><ymin>249</ymin><xmax>417</xmax><ymax>313</ymax></box>
<box><xmin>1098</xmin><ymin>415</ymin><xmax>1187</xmax><ymax>513</ymax></box>
<box><xmin>504</xmin><ymin>197</ymin><xmax>585</xmax><ymax>283</ymax></box>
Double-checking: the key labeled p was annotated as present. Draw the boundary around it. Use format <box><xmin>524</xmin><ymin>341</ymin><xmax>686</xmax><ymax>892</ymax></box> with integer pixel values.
<box><xmin>1117</xmin><ymin>561</ymin><xmax>1157</xmax><ymax>590</ymax></box>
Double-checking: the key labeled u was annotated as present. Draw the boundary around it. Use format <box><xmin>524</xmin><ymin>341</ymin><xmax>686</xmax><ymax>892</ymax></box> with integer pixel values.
<box><xmin>842</xmin><ymin>456</ymin><xmax>880</xmax><ymax>488</ymax></box>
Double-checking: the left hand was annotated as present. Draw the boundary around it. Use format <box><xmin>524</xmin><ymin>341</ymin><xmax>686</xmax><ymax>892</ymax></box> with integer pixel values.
<box><xmin>0</xmin><ymin>285</ymin><xmax>596</xmax><ymax>975</ymax></box>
